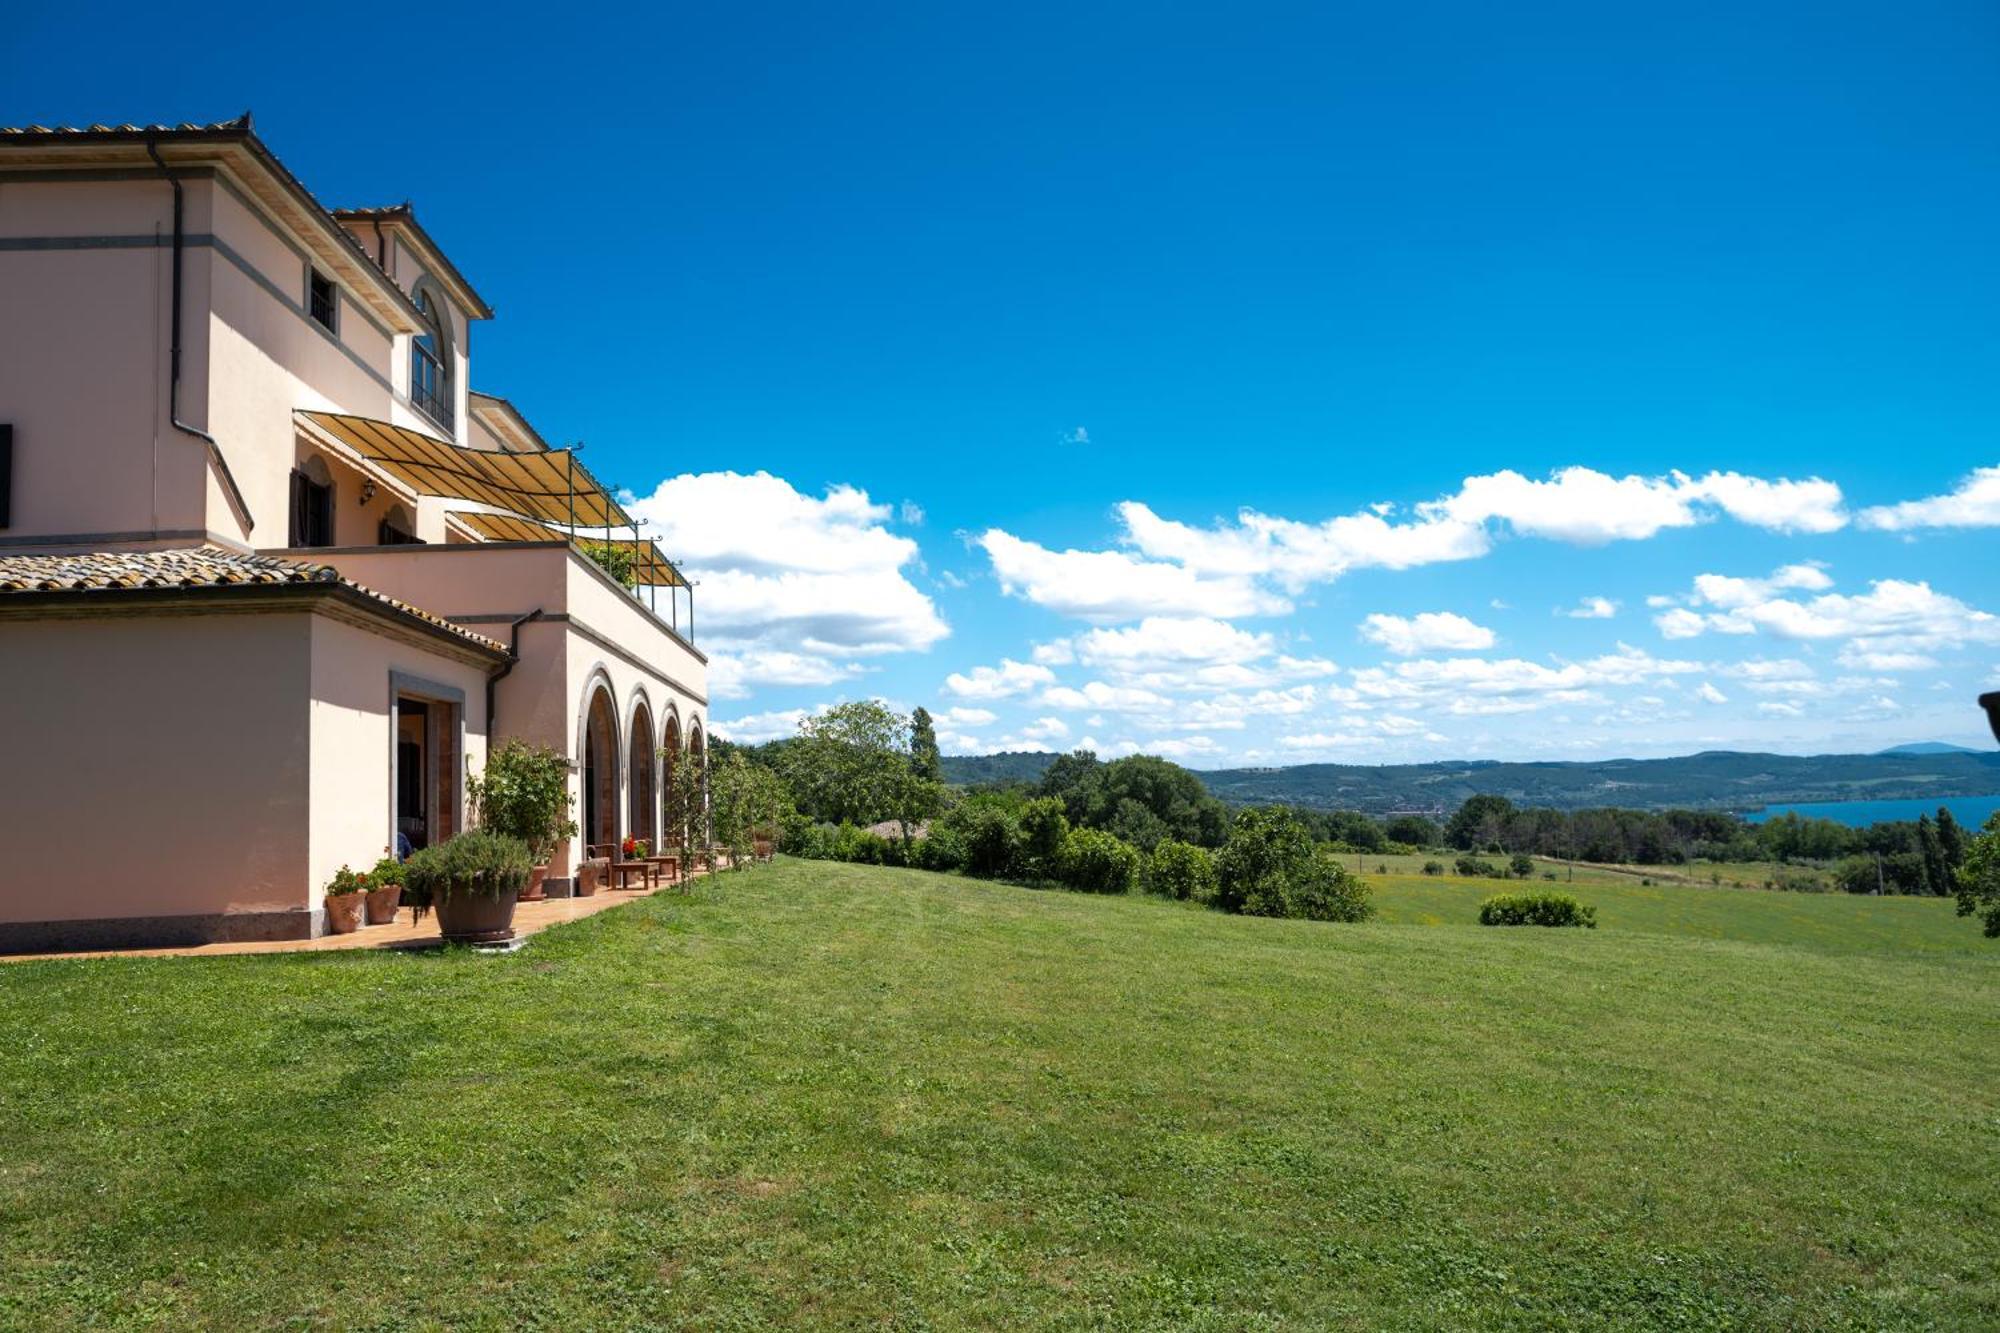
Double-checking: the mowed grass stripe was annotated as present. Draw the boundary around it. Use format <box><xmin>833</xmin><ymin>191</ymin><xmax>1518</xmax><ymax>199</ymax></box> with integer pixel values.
<box><xmin>0</xmin><ymin>858</ymin><xmax>1993</xmax><ymax>1330</ymax></box>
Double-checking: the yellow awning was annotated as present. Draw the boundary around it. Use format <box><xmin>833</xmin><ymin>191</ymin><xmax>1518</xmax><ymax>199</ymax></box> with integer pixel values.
<box><xmin>296</xmin><ymin>410</ymin><xmax>632</xmax><ymax>530</ymax></box>
<box><xmin>450</xmin><ymin>510</ymin><xmax>689</xmax><ymax>588</ymax></box>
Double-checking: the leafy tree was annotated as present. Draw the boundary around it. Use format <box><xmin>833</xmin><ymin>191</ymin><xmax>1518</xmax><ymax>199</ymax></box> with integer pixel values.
<box><xmin>1954</xmin><ymin>812</ymin><xmax>2000</xmax><ymax>937</ymax></box>
<box><xmin>578</xmin><ymin>540</ymin><xmax>638</xmax><ymax>589</ymax></box>
<box><xmin>1214</xmin><ymin>807</ymin><xmax>1373</xmax><ymax>922</ymax></box>
<box><xmin>1937</xmin><ymin>807</ymin><xmax>1969</xmax><ymax>877</ymax></box>
<box><xmin>661</xmin><ymin>742</ymin><xmax>708</xmax><ymax>864</ymax></box>
<box><xmin>709</xmin><ymin>751</ymin><xmax>795</xmax><ymax>868</ymax></box>
<box><xmin>467</xmin><ymin>739</ymin><xmax>578</xmax><ymax>866</ymax></box>
<box><xmin>1058</xmin><ymin>755</ymin><xmax>1228</xmax><ymax>850</ymax></box>
<box><xmin>1446</xmin><ymin>795</ymin><xmax>1515</xmax><ymax>850</ymax></box>
<box><xmin>1036</xmin><ymin>749</ymin><xmax>1102</xmax><ymax>803</ymax></box>
<box><xmin>1385</xmin><ymin>814</ymin><xmax>1439</xmax><ymax>847</ymax></box>
<box><xmin>782</xmin><ymin>700</ymin><xmax>912</xmax><ymax>826</ymax></box>
<box><xmin>1508</xmin><ymin>852</ymin><xmax>1535</xmax><ymax>879</ymax></box>
<box><xmin>1917</xmin><ymin>815</ymin><xmax>1947</xmax><ymax>897</ymax></box>
<box><xmin>909</xmin><ymin>707</ymin><xmax>941</xmax><ymax>784</ymax></box>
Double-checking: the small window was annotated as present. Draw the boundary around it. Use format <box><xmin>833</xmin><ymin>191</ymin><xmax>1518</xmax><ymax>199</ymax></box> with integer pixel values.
<box><xmin>308</xmin><ymin>270</ymin><xmax>337</xmax><ymax>332</ymax></box>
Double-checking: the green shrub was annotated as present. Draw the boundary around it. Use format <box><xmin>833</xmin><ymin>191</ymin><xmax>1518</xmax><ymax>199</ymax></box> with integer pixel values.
<box><xmin>915</xmin><ymin>825</ymin><xmax>966</xmax><ymax>873</ymax></box>
<box><xmin>1056</xmin><ymin>828</ymin><xmax>1140</xmax><ymax>894</ymax></box>
<box><xmin>1508</xmin><ymin>853</ymin><xmax>1535</xmax><ymax>879</ymax></box>
<box><xmin>403</xmin><ymin>830</ymin><xmax>532</xmax><ymax>912</ymax></box>
<box><xmin>1422</xmin><ymin>860</ymin><xmax>1445</xmax><ymax>876</ymax></box>
<box><xmin>1478</xmin><ymin>892</ymin><xmax>1597</xmax><ymax>928</ymax></box>
<box><xmin>1215</xmin><ymin>808</ymin><xmax>1374</xmax><ymax>923</ymax></box>
<box><xmin>830</xmin><ymin>824</ymin><xmax>891</xmax><ymax>865</ymax></box>
<box><xmin>468</xmin><ymin>739</ymin><xmax>578</xmax><ymax>864</ymax></box>
<box><xmin>1456</xmin><ymin>856</ymin><xmax>1499</xmax><ymax>878</ymax></box>
<box><xmin>943</xmin><ymin>803</ymin><xmax>1022</xmax><ymax>879</ymax></box>
<box><xmin>1018</xmin><ymin>797</ymin><xmax>1070</xmax><ymax>881</ymax></box>
<box><xmin>1145</xmin><ymin>840</ymin><xmax>1216</xmax><ymax>901</ymax></box>
<box><xmin>368</xmin><ymin>855</ymin><xmax>407</xmax><ymax>889</ymax></box>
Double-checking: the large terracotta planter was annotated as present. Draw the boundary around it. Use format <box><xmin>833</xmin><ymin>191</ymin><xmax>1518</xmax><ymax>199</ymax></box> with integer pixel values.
<box><xmin>324</xmin><ymin>891</ymin><xmax>365</xmax><ymax>935</ymax></box>
<box><xmin>364</xmin><ymin>884</ymin><xmax>402</xmax><ymax>925</ymax></box>
<box><xmin>434</xmin><ymin>888</ymin><xmax>519</xmax><ymax>944</ymax></box>
<box><xmin>520</xmin><ymin>863</ymin><xmax>549</xmax><ymax>903</ymax></box>
<box><xmin>577</xmin><ymin>858</ymin><xmax>607</xmax><ymax>897</ymax></box>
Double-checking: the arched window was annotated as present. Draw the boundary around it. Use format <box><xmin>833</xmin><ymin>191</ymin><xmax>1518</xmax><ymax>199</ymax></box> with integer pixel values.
<box><xmin>288</xmin><ymin>454</ymin><xmax>334</xmax><ymax>547</ymax></box>
<box><xmin>377</xmin><ymin>503</ymin><xmax>420</xmax><ymax>546</ymax></box>
<box><xmin>410</xmin><ymin>286</ymin><xmax>453</xmax><ymax>431</ymax></box>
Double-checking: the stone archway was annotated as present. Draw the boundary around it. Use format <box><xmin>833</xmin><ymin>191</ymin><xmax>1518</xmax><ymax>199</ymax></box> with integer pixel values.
<box><xmin>628</xmin><ymin>699</ymin><xmax>657</xmax><ymax>847</ymax></box>
<box><xmin>581</xmin><ymin>684</ymin><xmax>619</xmax><ymax>854</ymax></box>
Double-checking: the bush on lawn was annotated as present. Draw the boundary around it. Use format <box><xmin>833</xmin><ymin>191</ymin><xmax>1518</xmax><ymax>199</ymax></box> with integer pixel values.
<box><xmin>939</xmin><ymin>802</ymin><xmax>1022</xmax><ymax>879</ymax></box>
<box><xmin>402</xmin><ymin>829</ymin><xmax>532</xmax><ymax>914</ymax></box>
<box><xmin>1478</xmin><ymin>892</ymin><xmax>1597</xmax><ymax>928</ymax></box>
<box><xmin>1456</xmin><ymin>857</ymin><xmax>1500</xmax><ymax>878</ymax></box>
<box><xmin>1145</xmin><ymin>840</ymin><xmax>1217</xmax><ymax>902</ymax></box>
<box><xmin>1214</xmin><ymin>808</ymin><xmax>1374</xmax><ymax>922</ymax></box>
<box><xmin>1422</xmin><ymin>860</ymin><xmax>1445</xmax><ymax>876</ymax></box>
<box><xmin>1057</xmin><ymin>827</ymin><xmax>1141</xmax><ymax>894</ymax></box>
<box><xmin>1509</xmin><ymin>853</ymin><xmax>1536</xmax><ymax>878</ymax></box>
<box><xmin>1018</xmin><ymin>797</ymin><xmax>1070</xmax><ymax>881</ymax></box>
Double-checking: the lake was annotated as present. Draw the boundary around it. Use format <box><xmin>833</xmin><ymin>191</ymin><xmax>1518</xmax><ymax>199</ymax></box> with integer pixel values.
<box><xmin>1747</xmin><ymin>795</ymin><xmax>2000</xmax><ymax>828</ymax></box>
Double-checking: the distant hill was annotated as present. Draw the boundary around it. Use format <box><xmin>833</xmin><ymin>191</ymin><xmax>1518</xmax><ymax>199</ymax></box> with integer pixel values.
<box><xmin>944</xmin><ymin>747</ymin><xmax>2000</xmax><ymax>814</ymax></box>
<box><xmin>1878</xmin><ymin>741</ymin><xmax>1983</xmax><ymax>756</ymax></box>
<box><xmin>939</xmin><ymin>751</ymin><xmax>1061</xmax><ymax>787</ymax></box>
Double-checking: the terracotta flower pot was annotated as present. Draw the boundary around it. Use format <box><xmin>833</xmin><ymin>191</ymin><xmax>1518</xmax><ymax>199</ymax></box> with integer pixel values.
<box><xmin>576</xmin><ymin>858</ymin><xmax>607</xmax><ymax>897</ymax></box>
<box><xmin>434</xmin><ymin>887</ymin><xmax>519</xmax><ymax>944</ymax></box>
<box><xmin>364</xmin><ymin>884</ymin><xmax>402</xmax><ymax>925</ymax></box>
<box><xmin>520</xmin><ymin>863</ymin><xmax>550</xmax><ymax>903</ymax></box>
<box><xmin>324</xmin><ymin>890</ymin><xmax>365</xmax><ymax>935</ymax></box>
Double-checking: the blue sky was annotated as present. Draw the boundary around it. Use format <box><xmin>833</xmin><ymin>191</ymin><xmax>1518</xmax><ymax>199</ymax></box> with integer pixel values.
<box><xmin>13</xmin><ymin>2</ymin><xmax>2000</xmax><ymax>762</ymax></box>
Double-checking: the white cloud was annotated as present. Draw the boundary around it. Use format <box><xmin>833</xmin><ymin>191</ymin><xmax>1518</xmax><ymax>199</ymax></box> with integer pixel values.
<box><xmin>1561</xmin><ymin>596</ymin><xmax>1619</xmax><ymax>620</ymax></box>
<box><xmin>1041</xmin><ymin>680</ymin><xmax>1174</xmax><ymax>713</ymax></box>
<box><xmin>1661</xmin><ymin>568</ymin><xmax>2000</xmax><ymax>657</ymax></box>
<box><xmin>978</xmin><ymin>528</ymin><xmax>1288</xmax><ymax>621</ymax></box>
<box><xmin>626</xmin><ymin>472</ymin><xmax>947</xmax><ymax>695</ymax></box>
<box><xmin>1359</xmin><ymin>611</ymin><xmax>1497</xmax><ymax>656</ymax></box>
<box><xmin>1859</xmin><ymin>466</ymin><xmax>2000</xmax><ymax>531</ymax></box>
<box><xmin>708</xmin><ymin>650</ymin><xmax>863</xmax><ymax>700</ymax></box>
<box><xmin>935</xmin><ymin>706</ymin><xmax>997</xmax><ymax>727</ymax></box>
<box><xmin>943</xmin><ymin>658</ymin><xmax>1057</xmax><ymax>700</ymax></box>
<box><xmin>1349</xmin><ymin>645</ymin><xmax>1706</xmax><ymax>715</ymax></box>
<box><xmin>710</xmin><ymin>707</ymin><xmax>811</xmax><ymax>744</ymax></box>
<box><xmin>1022</xmin><ymin>716</ymin><xmax>1069</xmax><ymax>742</ymax></box>
<box><xmin>1836</xmin><ymin>646</ymin><xmax>1940</xmax><ymax>672</ymax></box>
<box><xmin>1695</xmin><ymin>681</ymin><xmax>1729</xmax><ymax>704</ymax></box>
<box><xmin>977</xmin><ymin>466</ymin><xmax>1844</xmax><ymax>627</ymax></box>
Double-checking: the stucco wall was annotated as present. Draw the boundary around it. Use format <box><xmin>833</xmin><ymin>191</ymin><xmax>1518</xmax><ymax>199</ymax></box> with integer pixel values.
<box><xmin>0</xmin><ymin>176</ymin><xmax>211</xmax><ymax>542</ymax></box>
<box><xmin>307</xmin><ymin>612</ymin><xmax>492</xmax><ymax>892</ymax></box>
<box><xmin>0</xmin><ymin>610</ymin><xmax>311</xmax><ymax>923</ymax></box>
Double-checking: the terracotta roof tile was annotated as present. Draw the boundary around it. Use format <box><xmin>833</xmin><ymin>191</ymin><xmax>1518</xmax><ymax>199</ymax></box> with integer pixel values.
<box><xmin>0</xmin><ymin>548</ymin><xmax>506</xmax><ymax>655</ymax></box>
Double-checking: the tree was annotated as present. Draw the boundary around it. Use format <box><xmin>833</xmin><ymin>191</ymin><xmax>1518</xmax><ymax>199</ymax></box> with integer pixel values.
<box><xmin>1017</xmin><ymin>797</ymin><xmax>1070</xmax><ymax>880</ymax></box>
<box><xmin>1937</xmin><ymin>807</ymin><xmax>1969</xmax><ymax>877</ymax></box>
<box><xmin>1056</xmin><ymin>754</ymin><xmax>1228</xmax><ymax>850</ymax></box>
<box><xmin>1446</xmin><ymin>795</ymin><xmax>1515</xmax><ymax>851</ymax></box>
<box><xmin>1953</xmin><ymin>812</ymin><xmax>2000</xmax><ymax>937</ymax></box>
<box><xmin>909</xmin><ymin>707</ymin><xmax>941</xmax><ymax>784</ymax></box>
<box><xmin>662</xmin><ymin>742</ymin><xmax>708</xmax><ymax>865</ymax></box>
<box><xmin>782</xmin><ymin>700</ymin><xmax>912</xmax><ymax>826</ymax></box>
<box><xmin>1508</xmin><ymin>852</ymin><xmax>1535</xmax><ymax>879</ymax></box>
<box><xmin>709</xmin><ymin>750</ymin><xmax>795</xmax><ymax>868</ymax></box>
<box><xmin>1917</xmin><ymin>814</ymin><xmax>1947</xmax><ymax>896</ymax></box>
<box><xmin>1214</xmin><ymin>807</ymin><xmax>1373</xmax><ymax>922</ymax></box>
<box><xmin>1385</xmin><ymin>814</ymin><xmax>1439</xmax><ymax>847</ymax></box>
<box><xmin>1036</xmin><ymin>749</ymin><xmax>1101</xmax><ymax>802</ymax></box>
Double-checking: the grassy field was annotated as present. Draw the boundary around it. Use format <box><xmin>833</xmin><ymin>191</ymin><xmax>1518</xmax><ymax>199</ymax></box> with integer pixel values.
<box><xmin>1</xmin><ymin>859</ymin><xmax>1994</xmax><ymax>1329</ymax></box>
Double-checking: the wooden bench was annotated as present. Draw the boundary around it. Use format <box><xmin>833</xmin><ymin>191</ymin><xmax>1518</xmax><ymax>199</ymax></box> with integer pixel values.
<box><xmin>646</xmin><ymin>853</ymin><xmax>682</xmax><ymax>887</ymax></box>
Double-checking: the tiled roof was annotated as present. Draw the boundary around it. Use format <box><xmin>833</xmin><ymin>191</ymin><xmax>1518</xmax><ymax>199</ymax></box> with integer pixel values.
<box><xmin>0</xmin><ymin>116</ymin><xmax>253</xmax><ymax>138</ymax></box>
<box><xmin>0</xmin><ymin>548</ymin><xmax>507</xmax><ymax>656</ymax></box>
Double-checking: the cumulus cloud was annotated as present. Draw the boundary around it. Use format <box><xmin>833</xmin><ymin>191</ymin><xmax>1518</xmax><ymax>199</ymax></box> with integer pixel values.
<box><xmin>943</xmin><ymin>658</ymin><xmax>1057</xmax><ymax>700</ymax></box>
<box><xmin>976</xmin><ymin>466</ymin><xmax>1843</xmax><ymax>625</ymax></box>
<box><xmin>935</xmin><ymin>706</ymin><xmax>997</xmax><ymax>727</ymax></box>
<box><xmin>626</xmin><ymin>471</ymin><xmax>947</xmax><ymax>694</ymax></box>
<box><xmin>1656</xmin><ymin>565</ymin><xmax>2000</xmax><ymax>658</ymax></box>
<box><xmin>1694</xmin><ymin>681</ymin><xmax>1729</xmax><ymax>704</ymax></box>
<box><xmin>1349</xmin><ymin>646</ymin><xmax>1706</xmax><ymax>714</ymax></box>
<box><xmin>1859</xmin><ymin>466</ymin><xmax>2000</xmax><ymax>531</ymax></box>
<box><xmin>1561</xmin><ymin>596</ymin><xmax>1620</xmax><ymax>619</ymax></box>
<box><xmin>710</xmin><ymin>707</ymin><xmax>811</xmax><ymax>744</ymax></box>
<box><xmin>1030</xmin><ymin>616</ymin><xmax>1338</xmax><ymax>694</ymax></box>
<box><xmin>1359</xmin><ymin>611</ymin><xmax>1497</xmax><ymax>655</ymax></box>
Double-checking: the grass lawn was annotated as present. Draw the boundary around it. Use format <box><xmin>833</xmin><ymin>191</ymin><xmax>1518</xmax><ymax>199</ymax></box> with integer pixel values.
<box><xmin>1</xmin><ymin>859</ymin><xmax>1995</xmax><ymax>1329</ymax></box>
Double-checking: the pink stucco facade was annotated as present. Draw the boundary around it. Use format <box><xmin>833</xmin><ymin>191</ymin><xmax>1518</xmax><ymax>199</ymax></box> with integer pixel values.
<box><xmin>0</xmin><ymin>119</ymin><xmax>707</xmax><ymax>948</ymax></box>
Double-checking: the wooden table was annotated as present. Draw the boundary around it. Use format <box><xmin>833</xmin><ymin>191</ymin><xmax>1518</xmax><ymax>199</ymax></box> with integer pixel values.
<box><xmin>611</xmin><ymin>860</ymin><xmax>651</xmax><ymax>890</ymax></box>
<box><xmin>646</xmin><ymin>854</ymin><xmax>682</xmax><ymax>887</ymax></box>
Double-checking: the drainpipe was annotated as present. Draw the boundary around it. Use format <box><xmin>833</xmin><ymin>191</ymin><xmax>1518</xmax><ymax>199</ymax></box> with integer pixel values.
<box><xmin>486</xmin><ymin>607</ymin><xmax>546</xmax><ymax>735</ymax></box>
<box><xmin>146</xmin><ymin>137</ymin><xmax>254</xmax><ymax>534</ymax></box>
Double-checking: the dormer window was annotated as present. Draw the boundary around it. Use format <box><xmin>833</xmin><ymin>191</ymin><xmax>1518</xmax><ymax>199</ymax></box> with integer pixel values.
<box><xmin>308</xmin><ymin>270</ymin><xmax>337</xmax><ymax>332</ymax></box>
<box><xmin>410</xmin><ymin>286</ymin><xmax>453</xmax><ymax>431</ymax></box>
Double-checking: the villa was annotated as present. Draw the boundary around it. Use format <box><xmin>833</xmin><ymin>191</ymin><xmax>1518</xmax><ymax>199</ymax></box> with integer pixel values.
<box><xmin>0</xmin><ymin>115</ymin><xmax>707</xmax><ymax>950</ymax></box>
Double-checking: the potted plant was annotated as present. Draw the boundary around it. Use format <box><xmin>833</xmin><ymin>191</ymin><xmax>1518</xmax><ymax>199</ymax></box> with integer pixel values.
<box><xmin>402</xmin><ymin>829</ymin><xmax>532</xmax><ymax>944</ymax></box>
<box><xmin>323</xmin><ymin>865</ymin><xmax>368</xmax><ymax>935</ymax></box>
<box><xmin>468</xmin><ymin>740</ymin><xmax>578</xmax><ymax>902</ymax></box>
<box><xmin>365</xmin><ymin>852</ymin><xmax>405</xmax><ymax>925</ymax></box>
<box><xmin>621</xmin><ymin>835</ymin><xmax>650</xmax><ymax>859</ymax></box>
